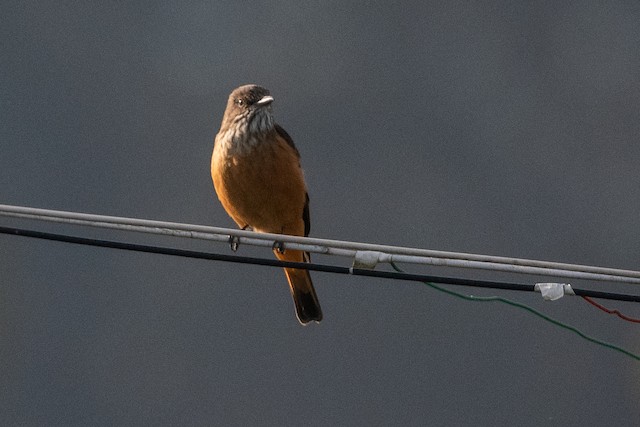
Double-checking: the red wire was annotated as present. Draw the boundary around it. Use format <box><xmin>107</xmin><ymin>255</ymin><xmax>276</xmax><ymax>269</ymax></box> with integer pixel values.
<box><xmin>582</xmin><ymin>296</ymin><xmax>640</xmax><ymax>323</ymax></box>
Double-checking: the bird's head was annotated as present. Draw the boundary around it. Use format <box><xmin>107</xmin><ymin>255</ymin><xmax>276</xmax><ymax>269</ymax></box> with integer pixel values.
<box><xmin>219</xmin><ymin>84</ymin><xmax>275</xmax><ymax>137</ymax></box>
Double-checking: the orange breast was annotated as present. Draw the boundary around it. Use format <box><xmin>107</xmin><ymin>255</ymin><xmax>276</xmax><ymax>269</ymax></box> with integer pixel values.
<box><xmin>211</xmin><ymin>134</ymin><xmax>307</xmax><ymax>236</ymax></box>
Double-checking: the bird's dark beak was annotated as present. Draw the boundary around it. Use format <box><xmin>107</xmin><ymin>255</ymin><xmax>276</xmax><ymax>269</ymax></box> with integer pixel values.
<box><xmin>256</xmin><ymin>95</ymin><xmax>274</xmax><ymax>106</ymax></box>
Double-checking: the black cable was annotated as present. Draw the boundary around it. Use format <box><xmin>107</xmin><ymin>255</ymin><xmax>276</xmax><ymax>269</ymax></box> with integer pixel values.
<box><xmin>2</xmin><ymin>226</ymin><xmax>640</xmax><ymax>303</ymax></box>
<box><xmin>0</xmin><ymin>226</ymin><xmax>352</xmax><ymax>274</ymax></box>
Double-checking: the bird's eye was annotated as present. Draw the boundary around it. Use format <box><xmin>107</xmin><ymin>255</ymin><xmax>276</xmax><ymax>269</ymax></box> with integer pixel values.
<box><xmin>235</xmin><ymin>98</ymin><xmax>244</xmax><ymax>106</ymax></box>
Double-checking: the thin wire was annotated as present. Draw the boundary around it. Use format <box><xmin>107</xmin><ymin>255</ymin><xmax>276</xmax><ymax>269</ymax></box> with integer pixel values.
<box><xmin>389</xmin><ymin>262</ymin><xmax>640</xmax><ymax>362</ymax></box>
<box><xmin>2</xmin><ymin>225</ymin><xmax>640</xmax><ymax>360</ymax></box>
<box><xmin>581</xmin><ymin>297</ymin><xmax>640</xmax><ymax>324</ymax></box>
<box><xmin>1</xmin><ymin>203</ymin><xmax>640</xmax><ymax>285</ymax></box>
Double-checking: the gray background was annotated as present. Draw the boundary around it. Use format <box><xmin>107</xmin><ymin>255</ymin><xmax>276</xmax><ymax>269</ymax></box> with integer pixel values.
<box><xmin>2</xmin><ymin>1</ymin><xmax>640</xmax><ymax>425</ymax></box>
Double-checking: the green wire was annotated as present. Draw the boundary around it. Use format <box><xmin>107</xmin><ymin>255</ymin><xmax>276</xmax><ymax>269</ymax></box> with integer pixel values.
<box><xmin>390</xmin><ymin>262</ymin><xmax>640</xmax><ymax>362</ymax></box>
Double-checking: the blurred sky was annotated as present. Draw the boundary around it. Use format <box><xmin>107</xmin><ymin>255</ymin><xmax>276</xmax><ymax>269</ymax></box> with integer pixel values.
<box><xmin>1</xmin><ymin>1</ymin><xmax>640</xmax><ymax>426</ymax></box>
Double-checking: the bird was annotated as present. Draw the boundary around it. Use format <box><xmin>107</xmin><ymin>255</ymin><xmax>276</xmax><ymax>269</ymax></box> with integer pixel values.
<box><xmin>211</xmin><ymin>84</ymin><xmax>322</xmax><ymax>324</ymax></box>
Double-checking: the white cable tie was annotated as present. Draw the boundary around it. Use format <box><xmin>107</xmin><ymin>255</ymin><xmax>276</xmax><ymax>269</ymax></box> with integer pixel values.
<box><xmin>352</xmin><ymin>250</ymin><xmax>384</xmax><ymax>270</ymax></box>
<box><xmin>534</xmin><ymin>283</ymin><xmax>574</xmax><ymax>301</ymax></box>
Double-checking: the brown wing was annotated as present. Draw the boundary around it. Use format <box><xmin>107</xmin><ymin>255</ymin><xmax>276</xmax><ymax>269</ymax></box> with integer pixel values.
<box><xmin>303</xmin><ymin>192</ymin><xmax>310</xmax><ymax>237</ymax></box>
<box><xmin>275</xmin><ymin>123</ymin><xmax>310</xmax><ymax>237</ymax></box>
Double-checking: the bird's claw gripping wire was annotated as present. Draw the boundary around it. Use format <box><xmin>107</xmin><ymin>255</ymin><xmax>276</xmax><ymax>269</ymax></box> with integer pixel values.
<box><xmin>272</xmin><ymin>240</ymin><xmax>285</xmax><ymax>254</ymax></box>
<box><xmin>228</xmin><ymin>236</ymin><xmax>240</xmax><ymax>252</ymax></box>
<box><xmin>228</xmin><ymin>225</ymin><xmax>252</xmax><ymax>252</ymax></box>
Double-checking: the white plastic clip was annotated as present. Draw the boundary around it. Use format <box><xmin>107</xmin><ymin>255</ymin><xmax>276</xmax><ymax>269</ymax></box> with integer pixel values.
<box><xmin>352</xmin><ymin>250</ymin><xmax>383</xmax><ymax>270</ymax></box>
<box><xmin>534</xmin><ymin>283</ymin><xmax>575</xmax><ymax>301</ymax></box>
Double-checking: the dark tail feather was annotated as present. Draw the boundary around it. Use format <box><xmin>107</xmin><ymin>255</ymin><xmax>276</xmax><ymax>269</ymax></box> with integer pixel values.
<box><xmin>284</xmin><ymin>267</ymin><xmax>322</xmax><ymax>324</ymax></box>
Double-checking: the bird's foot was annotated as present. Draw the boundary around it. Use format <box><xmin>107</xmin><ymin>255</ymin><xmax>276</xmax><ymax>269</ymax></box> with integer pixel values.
<box><xmin>229</xmin><ymin>235</ymin><xmax>240</xmax><ymax>252</ymax></box>
<box><xmin>272</xmin><ymin>240</ymin><xmax>285</xmax><ymax>254</ymax></box>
